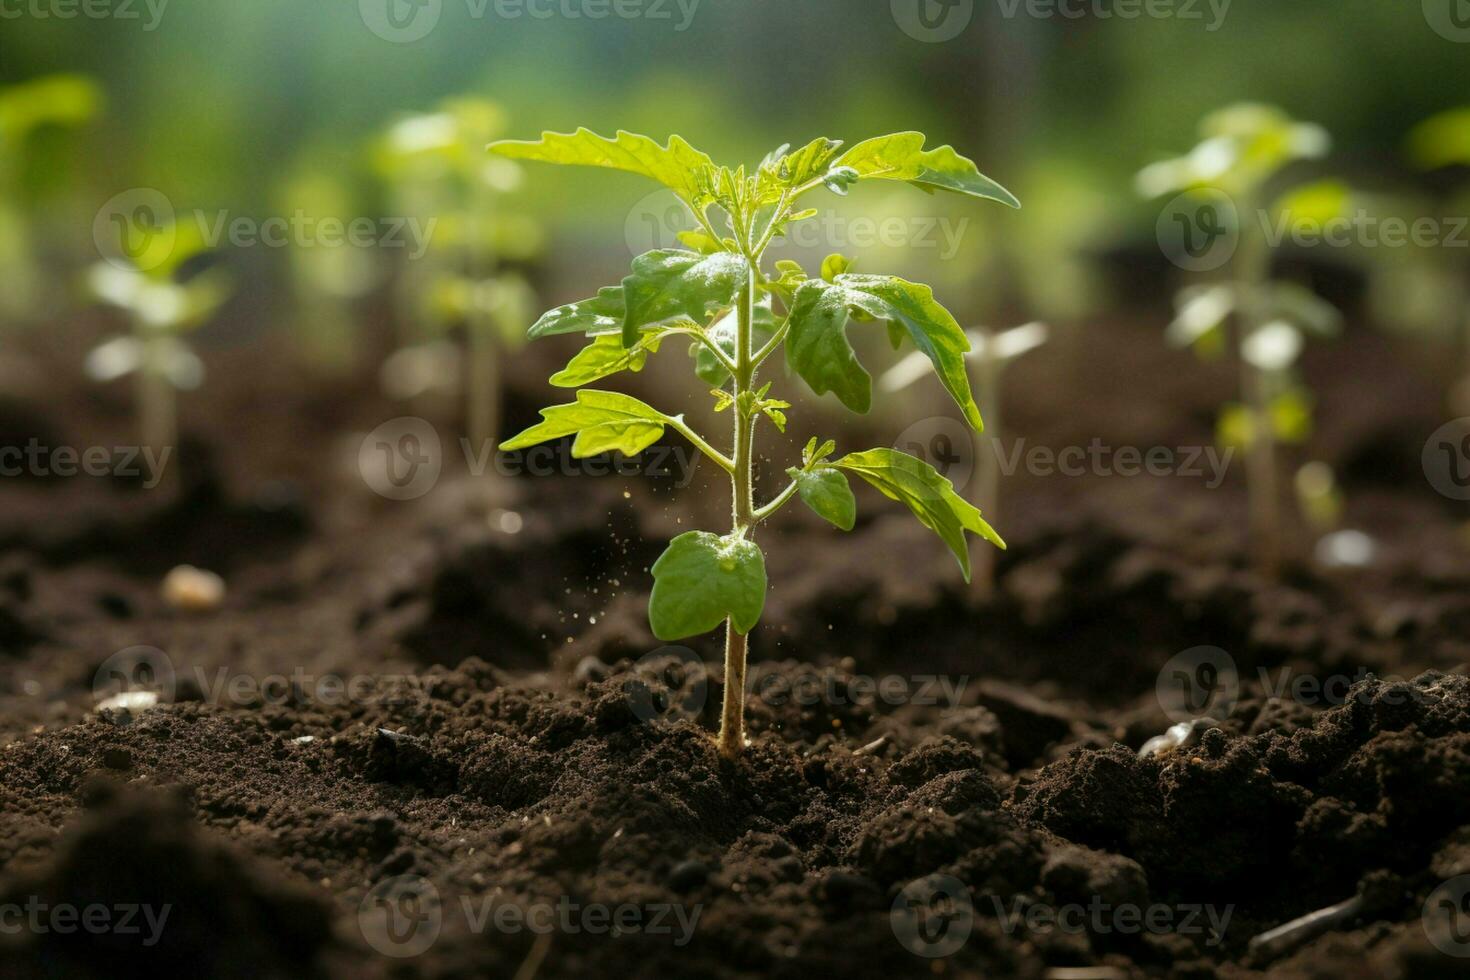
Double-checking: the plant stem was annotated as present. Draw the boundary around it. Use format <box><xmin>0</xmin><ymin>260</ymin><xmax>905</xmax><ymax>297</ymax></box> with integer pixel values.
<box><xmin>467</xmin><ymin>309</ymin><xmax>500</xmax><ymax>459</ymax></box>
<box><xmin>972</xmin><ymin>331</ymin><xmax>1001</xmax><ymax>598</ymax></box>
<box><xmin>1237</xmin><ymin>194</ymin><xmax>1279</xmax><ymax>576</ymax></box>
<box><xmin>136</xmin><ymin>327</ymin><xmax>176</xmax><ymax>494</ymax></box>
<box><xmin>716</xmin><ymin>257</ymin><xmax>757</xmax><ymax>760</ymax></box>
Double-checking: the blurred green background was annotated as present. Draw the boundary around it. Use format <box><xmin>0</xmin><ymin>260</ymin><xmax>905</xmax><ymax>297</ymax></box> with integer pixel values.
<box><xmin>1</xmin><ymin>0</ymin><xmax>1464</xmax><ymax>326</ymax></box>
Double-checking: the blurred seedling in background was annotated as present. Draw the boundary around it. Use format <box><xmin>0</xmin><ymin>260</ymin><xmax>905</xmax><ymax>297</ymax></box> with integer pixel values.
<box><xmin>279</xmin><ymin>169</ymin><xmax>381</xmax><ymax>374</ymax></box>
<box><xmin>882</xmin><ymin>320</ymin><xmax>1047</xmax><ymax>596</ymax></box>
<box><xmin>1139</xmin><ymin>104</ymin><xmax>1343</xmax><ymax>576</ymax></box>
<box><xmin>0</xmin><ymin>74</ymin><xmax>101</xmax><ymax>325</ymax></box>
<box><xmin>85</xmin><ymin>217</ymin><xmax>230</xmax><ymax>489</ymax></box>
<box><xmin>1399</xmin><ymin>108</ymin><xmax>1470</xmax><ymax>414</ymax></box>
<box><xmin>375</xmin><ymin>98</ymin><xmax>541</xmax><ymax>454</ymax></box>
<box><xmin>493</xmin><ymin>129</ymin><xmax>1015</xmax><ymax>758</ymax></box>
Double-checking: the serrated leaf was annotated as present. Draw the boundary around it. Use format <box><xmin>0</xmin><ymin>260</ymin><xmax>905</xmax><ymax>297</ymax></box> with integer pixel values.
<box><xmin>489</xmin><ymin>129</ymin><xmax>715</xmax><ymax>207</ymax></box>
<box><xmin>790</xmin><ymin>467</ymin><xmax>856</xmax><ymax>531</ymax></box>
<box><xmin>785</xmin><ymin>274</ymin><xmax>983</xmax><ymax>429</ymax></box>
<box><xmin>621</xmin><ymin>249</ymin><xmax>749</xmax><ymax>346</ymax></box>
<box><xmin>835</xmin><ymin>448</ymin><xmax>1003</xmax><ymax>580</ymax></box>
<box><xmin>499</xmin><ymin>389</ymin><xmax>669</xmax><ymax>457</ymax></box>
<box><xmin>649</xmin><ymin>531</ymin><xmax>767</xmax><ymax>639</ymax></box>
<box><xmin>833</xmin><ymin>133</ymin><xmax>1019</xmax><ymax>208</ymax></box>
<box><xmin>550</xmin><ymin>332</ymin><xmax>663</xmax><ymax>387</ymax></box>
<box><xmin>693</xmin><ymin>302</ymin><xmax>777</xmax><ymax>387</ymax></box>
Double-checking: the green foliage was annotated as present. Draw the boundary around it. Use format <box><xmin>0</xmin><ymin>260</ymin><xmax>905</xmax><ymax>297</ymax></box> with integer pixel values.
<box><xmin>496</xmin><ymin>129</ymin><xmax>1013</xmax><ymax>664</ymax></box>
<box><xmin>649</xmin><ymin>531</ymin><xmax>767</xmax><ymax>640</ymax></box>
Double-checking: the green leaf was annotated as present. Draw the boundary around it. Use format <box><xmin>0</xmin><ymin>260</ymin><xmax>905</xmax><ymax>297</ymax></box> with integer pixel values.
<box><xmin>790</xmin><ymin>467</ymin><xmax>856</xmax><ymax>531</ymax></box>
<box><xmin>528</xmin><ymin>286</ymin><xmax>626</xmax><ymax>339</ymax></box>
<box><xmin>785</xmin><ymin>274</ymin><xmax>983</xmax><ymax>429</ymax></box>
<box><xmin>821</xmin><ymin>254</ymin><xmax>852</xmax><ymax>282</ymax></box>
<box><xmin>489</xmin><ymin>129</ymin><xmax>716</xmax><ymax>207</ymax></box>
<box><xmin>499</xmin><ymin>389</ymin><xmax>669</xmax><ymax>457</ymax></box>
<box><xmin>835</xmin><ymin>448</ymin><xmax>1003</xmax><ymax>580</ymax></box>
<box><xmin>693</xmin><ymin>302</ymin><xmax>777</xmax><ymax>386</ymax></box>
<box><xmin>649</xmin><ymin>531</ymin><xmax>767</xmax><ymax>639</ymax></box>
<box><xmin>550</xmin><ymin>332</ymin><xmax>664</xmax><ymax>387</ymax></box>
<box><xmin>621</xmin><ymin>249</ymin><xmax>749</xmax><ymax>346</ymax></box>
<box><xmin>833</xmin><ymin>133</ymin><xmax>1019</xmax><ymax>208</ymax></box>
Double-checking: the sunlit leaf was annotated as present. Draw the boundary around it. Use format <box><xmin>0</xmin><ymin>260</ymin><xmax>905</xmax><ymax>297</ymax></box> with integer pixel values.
<box><xmin>620</xmin><ymin>249</ymin><xmax>749</xmax><ymax>346</ymax></box>
<box><xmin>649</xmin><ymin>531</ymin><xmax>767</xmax><ymax>639</ymax></box>
<box><xmin>834</xmin><ymin>132</ymin><xmax>1019</xmax><ymax>207</ymax></box>
<box><xmin>489</xmin><ymin>129</ymin><xmax>716</xmax><ymax>207</ymax></box>
<box><xmin>550</xmin><ymin>332</ymin><xmax>664</xmax><ymax>387</ymax></box>
<box><xmin>499</xmin><ymin>389</ymin><xmax>670</xmax><ymax>457</ymax></box>
<box><xmin>834</xmin><ymin>448</ymin><xmax>1003</xmax><ymax>581</ymax></box>
<box><xmin>790</xmin><ymin>467</ymin><xmax>856</xmax><ymax>531</ymax></box>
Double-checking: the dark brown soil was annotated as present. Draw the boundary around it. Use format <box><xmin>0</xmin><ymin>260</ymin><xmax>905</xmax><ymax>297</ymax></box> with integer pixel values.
<box><xmin>1</xmin><ymin>307</ymin><xmax>1468</xmax><ymax>979</ymax></box>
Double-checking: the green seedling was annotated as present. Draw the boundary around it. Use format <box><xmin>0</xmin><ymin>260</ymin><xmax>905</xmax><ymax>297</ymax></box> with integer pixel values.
<box><xmin>1404</xmin><ymin>108</ymin><xmax>1470</xmax><ymax>412</ymax></box>
<box><xmin>376</xmin><ymin>99</ymin><xmax>541</xmax><ymax>453</ymax></box>
<box><xmin>85</xmin><ymin>219</ymin><xmax>229</xmax><ymax>486</ymax></box>
<box><xmin>0</xmin><ymin>74</ymin><xmax>101</xmax><ymax>323</ymax></box>
<box><xmin>280</xmin><ymin>169</ymin><xmax>380</xmax><ymax>373</ymax></box>
<box><xmin>881</xmin><ymin>320</ymin><xmax>1047</xmax><ymax>596</ymax></box>
<box><xmin>493</xmin><ymin>130</ymin><xmax>1016</xmax><ymax>758</ymax></box>
<box><xmin>1139</xmin><ymin>104</ymin><xmax>1343</xmax><ymax>575</ymax></box>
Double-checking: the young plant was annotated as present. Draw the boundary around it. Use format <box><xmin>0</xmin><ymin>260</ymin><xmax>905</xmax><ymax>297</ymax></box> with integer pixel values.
<box><xmin>376</xmin><ymin>99</ymin><xmax>541</xmax><ymax>454</ymax></box>
<box><xmin>85</xmin><ymin>220</ymin><xmax>229</xmax><ymax>487</ymax></box>
<box><xmin>881</xmin><ymin>320</ymin><xmax>1047</xmax><ymax>596</ymax></box>
<box><xmin>492</xmin><ymin>130</ymin><xmax>1016</xmax><ymax>758</ymax></box>
<box><xmin>0</xmin><ymin>74</ymin><xmax>100</xmax><ymax>324</ymax></box>
<box><xmin>1138</xmin><ymin>104</ymin><xmax>1342</xmax><ymax>576</ymax></box>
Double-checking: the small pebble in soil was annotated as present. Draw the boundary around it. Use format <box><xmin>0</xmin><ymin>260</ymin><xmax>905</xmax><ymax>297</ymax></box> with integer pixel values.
<box><xmin>161</xmin><ymin>564</ymin><xmax>226</xmax><ymax>613</ymax></box>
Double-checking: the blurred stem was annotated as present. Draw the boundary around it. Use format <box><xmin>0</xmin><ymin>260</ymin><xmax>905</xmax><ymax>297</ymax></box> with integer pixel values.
<box><xmin>972</xmin><ymin>332</ymin><xmax>1001</xmax><ymax>598</ymax></box>
<box><xmin>717</xmin><ymin>251</ymin><xmax>757</xmax><ymax>761</ymax></box>
<box><xmin>1237</xmin><ymin>192</ymin><xmax>1279</xmax><ymax>577</ymax></box>
<box><xmin>467</xmin><ymin>310</ymin><xmax>500</xmax><ymax>458</ymax></box>
<box><xmin>135</xmin><ymin>325</ymin><xmax>176</xmax><ymax>494</ymax></box>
